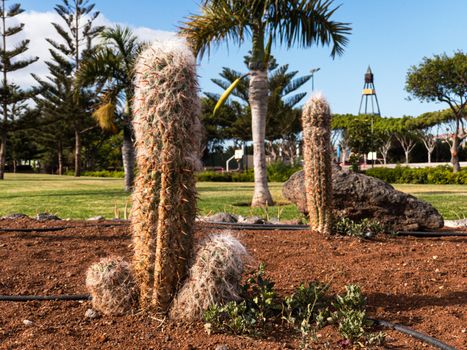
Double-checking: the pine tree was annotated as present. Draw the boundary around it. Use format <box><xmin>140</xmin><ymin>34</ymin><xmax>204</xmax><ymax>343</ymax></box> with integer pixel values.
<box><xmin>46</xmin><ymin>0</ymin><xmax>103</xmax><ymax>176</ymax></box>
<box><xmin>0</xmin><ymin>0</ymin><xmax>38</xmax><ymax>179</ymax></box>
<box><xmin>32</xmin><ymin>47</ymin><xmax>76</xmax><ymax>175</ymax></box>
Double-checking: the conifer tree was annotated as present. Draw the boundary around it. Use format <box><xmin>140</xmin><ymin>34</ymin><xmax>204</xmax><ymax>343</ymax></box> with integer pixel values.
<box><xmin>0</xmin><ymin>0</ymin><xmax>38</xmax><ymax>179</ymax></box>
<box><xmin>46</xmin><ymin>0</ymin><xmax>103</xmax><ymax>176</ymax></box>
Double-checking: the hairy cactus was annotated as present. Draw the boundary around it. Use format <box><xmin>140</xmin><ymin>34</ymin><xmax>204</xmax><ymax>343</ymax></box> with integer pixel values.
<box><xmin>85</xmin><ymin>256</ymin><xmax>137</xmax><ymax>316</ymax></box>
<box><xmin>131</xmin><ymin>39</ymin><xmax>200</xmax><ymax>312</ymax></box>
<box><xmin>301</xmin><ymin>94</ymin><xmax>333</xmax><ymax>234</ymax></box>
<box><xmin>170</xmin><ymin>233</ymin><xmax>249</xmax><ymax>321</ymax></box>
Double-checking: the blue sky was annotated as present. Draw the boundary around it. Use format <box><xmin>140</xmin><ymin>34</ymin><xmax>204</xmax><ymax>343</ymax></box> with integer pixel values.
<box><xmin>17</xmin><ymin>0</ymin><xmax>467</xmax><ymax>117</ymax></box>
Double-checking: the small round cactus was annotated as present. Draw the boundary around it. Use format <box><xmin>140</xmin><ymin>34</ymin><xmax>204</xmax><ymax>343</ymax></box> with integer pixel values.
<box><xmin>301</xmin><ymin>94</ymin><xmax>333</xmax><ymax>234</ymax></box>
<box><xmin>131</xmin><ymin>38</ymin><xmax>201</xmax><ymax>312</ymax></box>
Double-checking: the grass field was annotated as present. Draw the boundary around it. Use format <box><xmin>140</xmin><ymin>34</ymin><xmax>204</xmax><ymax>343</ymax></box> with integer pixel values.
<box><xmin>0</xmin><ymin>173</ymin><xmax>465</xmax><ymax>220</ymax></box>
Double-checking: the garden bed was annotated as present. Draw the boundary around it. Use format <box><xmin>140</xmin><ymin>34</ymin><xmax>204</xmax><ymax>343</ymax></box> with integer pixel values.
<box><xmin>0</xmin><ymin>218</ymin><xmax>465</xmax><ymax>349</ymax></box>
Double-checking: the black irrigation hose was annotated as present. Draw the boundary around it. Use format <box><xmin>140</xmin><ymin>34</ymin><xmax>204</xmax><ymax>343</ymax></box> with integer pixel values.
<box><xmin>203</xmin><ymin>221</ymin><xmax>467</xmax><ymax>236</ymax></box>
<box><xmin>1</xmin><ymin>220</ymin><xmax>466</xmax><ymax>237</ymax></box>
<box><xmin>0</xmin><ymin>222</ymin><xmax>129</xmax><ymax>233</ymax></box>
<box><xmin>370</xmin><ymin>318</ymin><xmax>457</xmax><ymax>350</ymax></box>
<box><xmin>396</xmin><ymin>231</ymin><xmax>467</xmax><ymax>237</ymax></box>
<box><xmin>0</xmin><ymin>294</ymin><xmax>91</xmax><ymax>301</ymax></box>
<box><xmin>0</xmin><ymin>293</ymin><xmax>459</xmax><ymax>350</ymax></box>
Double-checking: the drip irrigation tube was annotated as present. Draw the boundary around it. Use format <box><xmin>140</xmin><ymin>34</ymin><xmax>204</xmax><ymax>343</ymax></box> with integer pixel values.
<box><xmin>0</xmin><ymin>294</ymin><xmax>91</xmax><ymax>301</ymax></box>
<box><xmin>203</xmin><ymin>221</ymin><xmax>467</xmax><ymax>237</ymax></box>
<box><xmin>0</xmin><ymin>220</ymin><xmax>466</xmax><ymax>237</ymax></box>
<box><xmin>0</xmin><ymin>222</ymin><xmax>128</xmax><ymax>233</ymax></box>
<box><xmin>370</xmin><ymin>318</ymin><xmax>457</xmax><ymax>350</ymax></box>
<box><xmin>0</xmin><ymin>293</ymin><xmax>458</xmax><ymax>350</ymax></box>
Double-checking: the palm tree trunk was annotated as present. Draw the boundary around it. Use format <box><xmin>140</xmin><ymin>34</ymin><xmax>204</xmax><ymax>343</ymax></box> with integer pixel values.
<box><xmin>122</xmin><ymin>124</ymin><xmax>135</xmax><ymax>192</ymax></box>
<box><xmin>249</xmin><ymin>69</ymin><xmax>273</xmax><ymax>207</ymax></box>
<box><xmin>74</xmin><ymin>129</ymin><xmax>81</xmax><ymax>177</ymax></box>
<box><xmin>451</xmin><ymin>136</ymin><xmax>460</xmax><ymax>173</ymax></box>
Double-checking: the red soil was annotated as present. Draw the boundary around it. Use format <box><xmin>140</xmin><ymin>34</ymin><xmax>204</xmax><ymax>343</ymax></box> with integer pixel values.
<box><xmin>0</xmin><ymin>218</ymin><xmax>465</xmax><ymax>350</ymax></box>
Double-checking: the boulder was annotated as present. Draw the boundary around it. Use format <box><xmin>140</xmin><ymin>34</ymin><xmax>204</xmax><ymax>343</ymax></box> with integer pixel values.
<box><xmin>204</xmin><ymin>212</ymin><xmax>238</xmax><ymax>223</ymax></box>
<box><xmin>36</xmin><ymin>213</ymin><xmax>61</xmax><ymax>221</ymax></box>
<box><xmin>283</xmin><ymin>169</ymin><xmax>443</xmax><ymax>231</ymax></box>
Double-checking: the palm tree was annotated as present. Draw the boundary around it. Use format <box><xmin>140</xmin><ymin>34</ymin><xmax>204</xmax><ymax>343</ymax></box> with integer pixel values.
<box><xmin>181</xmin><ymin>0</ymin><xmax>351</xmax><ymax>206</ymax></box>
<box><xmin>79</xmin><ymin>25</ymin><xmax>144</xmax><ymax>192</ymax></box>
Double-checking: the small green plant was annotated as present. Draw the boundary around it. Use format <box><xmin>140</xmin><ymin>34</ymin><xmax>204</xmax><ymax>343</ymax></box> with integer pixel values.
<box><xmin>202</xmin><ymin>265</ymin><xmax>384</xmax><ymax>348</ymax></box>
<box><xmin>204</xmin><ymin>300</ymin><xmax>258</xmax><ymax>335</ymax></box>
<box><xmin>333</xmin><ymin>217</ymin><xmax>385</xmax><ymax>238</ymax></box>
<box><xmin>332</xmin><ymin>284</ymin><xmax>380</xmax><ymax>346</ymax></box>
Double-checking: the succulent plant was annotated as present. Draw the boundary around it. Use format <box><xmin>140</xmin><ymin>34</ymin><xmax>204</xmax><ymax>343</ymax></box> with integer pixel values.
<box><xmin>301</xmin><ymin>94</ymin><xmax>333</xmax><ymax>234</ymax></box>
<box><xmin>131</xmin><ymin>39</ymin><xmax>201</xmax><ymax>312</ymax></box>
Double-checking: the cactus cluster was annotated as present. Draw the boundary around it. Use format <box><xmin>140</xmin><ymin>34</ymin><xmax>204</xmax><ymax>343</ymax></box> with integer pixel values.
<box><xmin>301</xmin><ymin>94</ymin><xmax>333</xmax><ymax>235</ymax></box>
<box><xmin>170</xmin><ymin>233</ymin><xmax>249</xmax><ymax>321</ymax></box>
<box><xmin>131</xmin><ymin>39</ymin><xmax>201</xmax><ymax>313</ymax></box>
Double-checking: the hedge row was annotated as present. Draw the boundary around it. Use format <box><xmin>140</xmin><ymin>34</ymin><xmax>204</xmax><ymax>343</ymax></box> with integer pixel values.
<box><xmin>65</xmin><ymin>164</ymin><xmax>467</xmax><ymax>185</ymax></box>
<box><xmin>196</xmin><ymin>162</ymin><xmax>302</xmax><ymax>182</ymax></box>
<box><xmin>364</xmin><ymin>165</ymin><xmax>467</xmax><ymax>184</ymax></box>
<box><xmin>65</xmin><ymin>170</ymin><xmax>125</xmax><ymax>178</ymax></box>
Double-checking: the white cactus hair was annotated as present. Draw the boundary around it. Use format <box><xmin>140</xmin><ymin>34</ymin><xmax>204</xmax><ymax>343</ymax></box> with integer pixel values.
<box><xmin>85</xmin><ymin>256</ymin><xmax>137</xmax><ymax>316</ymax></box>
<box><xmin>169</xmin><ymin>233</ymin><xmax>250</xmax><ymax>321</ymax></box>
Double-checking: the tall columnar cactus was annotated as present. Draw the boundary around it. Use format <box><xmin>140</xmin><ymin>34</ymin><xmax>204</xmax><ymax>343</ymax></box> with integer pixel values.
<box><xmin>301</xmin><ymin>94</ymin><xmax>333</xmax><ymax>235</ymax></box>
<box><xmin>132</xmin><ymin>39</ymin><xmax>200</xmax><ymax>312</ymax></box>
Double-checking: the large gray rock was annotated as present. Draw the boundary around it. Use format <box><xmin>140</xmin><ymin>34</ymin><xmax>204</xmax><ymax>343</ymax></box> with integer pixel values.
<box><xmin>283</xmin><ymin>169</ymin><xmax>443</xmax><ymax>231</ymax></box>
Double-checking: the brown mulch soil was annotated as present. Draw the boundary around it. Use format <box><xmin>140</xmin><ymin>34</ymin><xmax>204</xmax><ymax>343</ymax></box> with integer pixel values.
<box><xmin>0</xmin><ymin>218</ymin><xmax>465</xmax><ymax>350</ymax></box>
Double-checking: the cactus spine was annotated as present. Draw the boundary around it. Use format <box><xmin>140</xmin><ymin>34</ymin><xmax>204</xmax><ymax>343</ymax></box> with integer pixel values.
<box><xmin>132</xmin><ymin>40</ymin><xmax>200</xmax><ymax>312</ymax></box>
<box><xmin>301</xmin><ymin>94</ymin><xmax>333</xmax><ymax>234</ymax></box>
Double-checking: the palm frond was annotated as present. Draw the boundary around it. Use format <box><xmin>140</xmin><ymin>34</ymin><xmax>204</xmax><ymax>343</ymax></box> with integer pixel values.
<box><xmin>92</xmin><ymin>102</ymin><xmax>118</xmax><ymax>133</ymax></box>
<box><xmin>284</xmin><ymin>92</ymin><xmax>307</xmax><ymax>108</ymax></box>
<box><xmin>268</xmin><ymin>0</ymin><xmax>351</xmax><ymax>58</ymax></box>
<box><xmin>283</xmin><ymin>74</ymin><xmax>312</xmax><ymax>96</ymax></box>
<box><xmin>180</xmin><ymin>1</ymin><xmax>250</xmax><ymax>57</ymax></box>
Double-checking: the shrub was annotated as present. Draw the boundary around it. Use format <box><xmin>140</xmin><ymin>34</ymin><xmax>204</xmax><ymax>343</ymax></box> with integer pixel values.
<box><xmin>365</xmin><ymin>165</ymin><xmax>467</xmax><ymax>184</ymax></box>
<box><xmin>196</xmin><ymin>163</ymin><xmax>301</xmax><ymax>183</ymax></box>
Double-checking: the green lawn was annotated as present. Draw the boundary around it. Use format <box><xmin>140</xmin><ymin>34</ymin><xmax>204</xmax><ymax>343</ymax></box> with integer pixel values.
<box><xmin>0</xmin><ymin>173</ymin><xmax>465</xmax><ymax>220</ymax></box>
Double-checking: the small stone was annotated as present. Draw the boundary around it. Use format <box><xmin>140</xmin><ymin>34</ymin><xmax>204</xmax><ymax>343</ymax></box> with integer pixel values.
<box><xmin>204</xmin><ymin>213</ymin><xmax>238</xmax><ymax>223</ymax></box>
<box><xmin>87</xmin><ymin>216</ymin><xmax>105</xmax><ymax>221</ymax></box>
<box><xmin>85</xmin><ymin>308</ymin><xmax>99</xmax><ymax>319</ymax></box>
<box><xmin>241</xmin><ymin>216</ymin><xmax>266</xmax><ymax>224</ymax></box>
<box><xmin>36</xmin><ymin>213</ymin><xmax>61</xmax><ymax>221</ymax></box>
<box><xmin>432</xmin><ymin>256</ymin><xmax>438</xmax><ymax>260</ymax></box>
<box><xmin>214</xmin><ymin>345</ymin><xmax>229</xmax><ymax>350</ymax></box>
<box><xmin>2</xmin><ymin>213</ymin><xmax>29</xmax><ymax>219</ymax></box>
<box><xmin>23</xmin><ymin>320</ymin><xmax>33</xmax><ymax>326</ymax></box>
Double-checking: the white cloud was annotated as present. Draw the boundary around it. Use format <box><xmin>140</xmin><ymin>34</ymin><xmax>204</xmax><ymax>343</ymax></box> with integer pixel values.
<box><xmin>4</xmin><ymin>11</ymin><xmax>177</xmax><ymax>89</ymax></box>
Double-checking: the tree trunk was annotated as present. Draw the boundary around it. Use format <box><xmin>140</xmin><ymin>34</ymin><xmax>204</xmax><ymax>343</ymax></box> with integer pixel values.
<box><xmin>428</xmin><ymin>151</ymin><xmax>432</xmax><ymax>164</ymax></box>
<box><xmin>451</xmin><ymin>136</ymin><xmax>460</xmax><ymax>173</ymax></box>
<box><xmin>13</xmin><ymin>159</ymin><xmax>16</xmax><ymax>173</ymax></box>
<box><xmin>405</xmin><ymin>151</ymin><xmax>409</xmax><ymax>164</ymax></box>
<box><xmin>249</xmin><ymin>69</ymin><xmax>273</xmax><ymax>207</ymax></box>
<box><xmin>0</xmin><ymin>128</ymin><xmax>6</xmax><ymax>180</ymax></box>
<box><xmin>382</xmin><ymin>154</ymin><xmax>387</xmax><ymax>165</ymax></box>
<box><xmin>74</xmin><ymin>129</ymin><xmax>81</xmax><ymax>177</ymax></box>
<box><xmin>57</xmin><ymin>141</ymin><xmax>63</xmax><ymax>176</ymax></box>
<box><xmin>122</xmin><ymin>124</ymin><xmax>135</xmax><ymax>192</ymax></box>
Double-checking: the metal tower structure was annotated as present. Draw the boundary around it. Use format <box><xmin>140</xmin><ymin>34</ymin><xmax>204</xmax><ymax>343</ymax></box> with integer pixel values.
<box><xmin>358</xmin><ymin>66</ymin><xmax>381</xmax><ymax>116</ymax></box>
